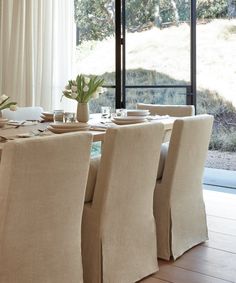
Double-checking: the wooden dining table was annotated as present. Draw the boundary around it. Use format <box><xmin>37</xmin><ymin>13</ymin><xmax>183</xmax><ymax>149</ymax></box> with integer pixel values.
<box><xmin>0</xmin><ymin>117</ymin><xmax>174</xmax><ymax>160</ymax></box>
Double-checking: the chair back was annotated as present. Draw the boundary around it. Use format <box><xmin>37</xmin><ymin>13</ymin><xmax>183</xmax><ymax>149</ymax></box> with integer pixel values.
<box><xmin>0</xmin><ymin>132</ymin><xmax>92</xmax><ymax>282</ymax></box>
<box><xmin>154</xmin><ymin>114</ymin><xmax>213</xmax><ymax>259</ymax></box>
<box><xmin>137</xmin><ymin>103</ymin><xmax>195</xmax><ymax>117</ymax></box>
<box><xmin>93</xmin><ymin>122</ymin><xmax>164</xmax><ymax>282</ymax></box>
<box><xmin>2</xmin><ymin>106</ymin><xmax>43</xmax><ymax>120</ymax></box>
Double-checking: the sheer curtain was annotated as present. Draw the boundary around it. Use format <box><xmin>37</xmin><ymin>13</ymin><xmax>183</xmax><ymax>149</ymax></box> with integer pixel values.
<box><xmin>0</xmin><ymin>0</ymin><xmax>76</xmax><ymax>111</ymax></box>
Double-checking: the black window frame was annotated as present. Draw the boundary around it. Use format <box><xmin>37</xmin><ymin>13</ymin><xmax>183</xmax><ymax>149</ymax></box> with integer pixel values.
<box><xmin>109</xmin><ymin>0</ymin><xmax>197</xmax><ymax>110</ymax></box>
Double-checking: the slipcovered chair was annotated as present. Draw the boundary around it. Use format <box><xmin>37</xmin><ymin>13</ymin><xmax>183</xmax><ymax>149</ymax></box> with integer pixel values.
<box><xmin>0</xmin><ymin>132</ymin><xmax>93</xmax><ymax>283</ymax></box>
<box><xmin>2</xmin><ymin>106</ymin><xmax>43</xmax><ymax>120</ymax></box>
<box><xmin>137</xmin><ymin>103</ymin><xmax>195</xmax><ymax>117</ymax></box>
<box><xmin>153</xmin><ymin>114</ymin><xmax>214</xmax><ymax>260</ymax></box>
<box><xmin>137</xmin><ymin>103</ymin><xmax>195</xmax><ymax>177</ymax></box>
<box><xmin>82</xmin><ymin>122</ymin><xmax>165</xmax><ymax>283</ymax></box>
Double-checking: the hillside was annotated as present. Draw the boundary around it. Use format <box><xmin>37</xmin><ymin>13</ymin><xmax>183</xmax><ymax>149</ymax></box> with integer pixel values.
<box><xmin>76</xmin><ymin>19</ymin><xmax>236</xmax><ymax>107</ymax></box>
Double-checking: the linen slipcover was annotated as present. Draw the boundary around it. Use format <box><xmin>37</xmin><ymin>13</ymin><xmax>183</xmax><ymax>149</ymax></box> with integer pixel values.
<box><xmin>0</xmin><ymin>132</ymin><xmax>92</xmax><ymax>282</ymax></box>
<box><xmin>153</xmin><ymin>114</ymin><xmax>214</xmax><ymax>260</ymax></box>
<box><xmin>137</xmin><ymin>103</ymin><xmax>195</xmax><ymax>117</ymax></box>
<box><xmin>2</xmin><ymin>106</ymin><xmax>43</xmax><ymax>121</ymax></box>
<box><xmin>82</xmin><ymin>122</ymin><xmax>165</xmax><ymax>283</ymax></box>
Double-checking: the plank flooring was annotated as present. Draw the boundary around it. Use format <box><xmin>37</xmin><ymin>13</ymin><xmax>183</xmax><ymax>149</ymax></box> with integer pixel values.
<box><xmin>139</xmin><ymin>185</ymin><xmax>236</xmax><ymax>283</ymax></box>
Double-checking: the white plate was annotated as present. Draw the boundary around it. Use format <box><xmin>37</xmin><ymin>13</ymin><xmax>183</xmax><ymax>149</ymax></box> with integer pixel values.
<box><xmin>127</xmin><ymin>110</ymin><xmax>150</xmax><ymax>116</ymax></box>
<box><xmin>16</xmin><ymin>133</ymin><xmax>34</xmax><ymax>138</ymax></box>
<box><xmin>49</xmin><ymin>122</ymin><xmax>88</xmax><ymax>129</ymax></box>
<box><xmin>47</xmin><ymin>126</ymin><xmax>90</xmax><ymax>134</ymax></box>
<box><xmin>147</xmin><ymin>115</ymin><xmax>170</xmax><ymax>120</ymax></box>
<box><xmin>113</xmin><ymin>116</ymin><xmax>147</xmax><ymax>121</ymax></box>
<box><xmin>111</xmin><ymin>118</ymin><xmax>147</xmax><ymax>125</ymax></box>
<box><xmin>7</xmin><ymin>120</ymin><xmax>38</xmax><ymax>126</ymax></box>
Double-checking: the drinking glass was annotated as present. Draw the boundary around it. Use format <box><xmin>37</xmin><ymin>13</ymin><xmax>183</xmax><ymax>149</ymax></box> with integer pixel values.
<box><xmin>64</xmin><ymin>112</ymin><xmax>76</xmax><ymax>123</ymax></box>
<box><xmin>115</xmin><ymin>108</ymin><xmax>127</xmax><ymax>117</ymax></box>
<box><xmin>101</xmin><ymin>106</ymin><xmax>111</xmax><ymax>119</ymax></box>
<box><xmin>53</xmin><ymin>110</ymin><xmax>64</xmax><ymax>123</ymax></box>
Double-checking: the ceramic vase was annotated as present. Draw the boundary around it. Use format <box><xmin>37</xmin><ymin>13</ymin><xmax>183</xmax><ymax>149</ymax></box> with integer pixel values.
<box><xmin>77</xmin><ymin>102</ymin><xmax>89</xmax><ymax>123</ymax></box>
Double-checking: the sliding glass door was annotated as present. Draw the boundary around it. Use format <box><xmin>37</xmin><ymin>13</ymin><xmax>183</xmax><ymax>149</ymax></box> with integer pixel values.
<box><xmin>74</xmin><ymin>0</ymin><xmax>196</xmax><ymax>111</ymax></box>
<box><xmin>116</xmin><ymin>0</ymin><xmax>196</xmax><ymax>109</ymax></box>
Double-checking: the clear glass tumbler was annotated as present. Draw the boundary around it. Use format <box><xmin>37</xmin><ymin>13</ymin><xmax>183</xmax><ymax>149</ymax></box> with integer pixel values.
<box><xmin>53</xmin><ymin>110</ymin><xmax>64</xmax><ymax>123</ymax></box>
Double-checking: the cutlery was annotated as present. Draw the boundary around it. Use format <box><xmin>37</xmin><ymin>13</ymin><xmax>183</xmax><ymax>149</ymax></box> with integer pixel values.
<box><xmin>0</xmin><ymin>136</ymin><xmax>14</xmax><ymax>142</ymax></box>
<box><xmin>14</xmin><ymin>121</ymin><xmax>26</xmax><ymax>128</ymax></box>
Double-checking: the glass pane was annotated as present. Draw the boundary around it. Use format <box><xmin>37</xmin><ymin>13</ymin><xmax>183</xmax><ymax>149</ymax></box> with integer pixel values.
<box><xmin>196</xmin><ymin>1</ymin><xmax>236</xmax><ymax>171</ymax></box>
<box><xmin>126</xmin><ymin>87</ymin><xmax>187</xmax><ymax>109</ymax></box>
<box><xmin>89</xmin><ymin>88</ymin><xmax>115</xmax><ymax>114</ymax></box>
<box><xmin>125</xmin><ymin>0</ymin><xmax>191</xmax><ymax>86</ymax></box>
<box><xmin>74</xmin><ymin>0</ymin><xmax>116</xmax><ymax>87</ymax></box>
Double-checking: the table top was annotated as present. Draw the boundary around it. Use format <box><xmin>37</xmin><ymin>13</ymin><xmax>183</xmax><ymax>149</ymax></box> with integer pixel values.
<box><xmin>0</xmin><ymin>117</ymin><xmax>174</xmax><ymax>158</ymax></box>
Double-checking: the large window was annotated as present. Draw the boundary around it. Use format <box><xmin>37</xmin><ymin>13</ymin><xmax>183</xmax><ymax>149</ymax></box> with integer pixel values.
<box><xmin>74</xmin><ymin>0</ymin><xmax>196</xmax><ymax>111</ymax></box>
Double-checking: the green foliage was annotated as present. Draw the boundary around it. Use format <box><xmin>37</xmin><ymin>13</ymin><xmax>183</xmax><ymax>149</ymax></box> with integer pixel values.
<box><xmin>89</xmin><ymin>68</ymin><xmax>236</xmax><ymax>152</ymax></box>
<box><xmin>75</xmin><ymin>0</ymin><xmax>230</xmax><ymax>43</ymax></box>
<box><xmin>74</xmin><ymin>0</ymin><xmax>114</xmax><ymax>42</ymax></box>
<box><xmin>197</xmin><ymin>0</ymin><xmax>228</xmax><ymax>19</ymax></box>
<box><xmin>126</xmin><ymin>0</ymin><xmax>157</xmax><ymax>31</ymax></box>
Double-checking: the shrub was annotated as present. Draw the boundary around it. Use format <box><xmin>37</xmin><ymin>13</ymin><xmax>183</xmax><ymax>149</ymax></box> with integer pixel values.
<box><xmin>197</xmin><ymin>0</ymin><xmax>228</xmax><ymax>19</ymax></box>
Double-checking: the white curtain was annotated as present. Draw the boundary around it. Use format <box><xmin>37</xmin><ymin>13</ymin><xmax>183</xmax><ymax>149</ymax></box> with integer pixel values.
<box><xmin>0</xmin><ymin>0</ymin><xmax>76</xmax><ymax>112</ymax></box>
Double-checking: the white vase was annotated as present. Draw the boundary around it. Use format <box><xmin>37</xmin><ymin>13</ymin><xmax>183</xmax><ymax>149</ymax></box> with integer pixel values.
<box><xmin>77</xmin><ymin>103</ymin><xmax>89</xmax><ymax>123</ymax></box>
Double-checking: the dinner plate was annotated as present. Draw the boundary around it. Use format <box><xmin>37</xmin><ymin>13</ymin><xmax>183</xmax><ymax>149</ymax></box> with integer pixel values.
<box><xmin>47</xmin><ymin>126</ymin><xmax>90</xmax><ymax>134</ymax></box>
<box><xmin>113</xmin><ymin>116</ymin><xmax>147</xmax><ymax>121</ymax></box>
<box><xmin>126</xmin><ymin>110</ymin><xmax>150</xmax><ymax>116</ymax></box>
<box><xmin>111</xmin><ymin>118</ymin><xmax>147</xmax><ymax>125</ymax></box>
<box><xmin>16</xmin><ymin>133</ymin><xmax>34</xmax><ymax>138</ymax></box>
<box><xmin>49</xmin><ymin>122</ymin><xmax>88</xmax><ymax>129</ymax></box>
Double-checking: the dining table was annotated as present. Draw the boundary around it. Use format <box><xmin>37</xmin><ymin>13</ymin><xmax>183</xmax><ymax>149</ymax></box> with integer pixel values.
<box><xmin>0</xmin><ymin>115</ymin><xmax>174</xmax><ymax>160</ymax></box>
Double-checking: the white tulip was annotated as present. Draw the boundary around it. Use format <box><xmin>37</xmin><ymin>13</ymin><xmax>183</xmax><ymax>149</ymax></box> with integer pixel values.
<box><xmin>0</xmin><ymin>94</ymin><xmax>8</xmax><ymax>104</ymax></box>
<box><xmin>10</xmin><ymin>104</ymin><xmax>17</xmax><ymax>111</ymax></box>
<box><xmin>97</xmin><ymin>87</ymin><xmax>104</xmax><ymax>93</ymax></box>
<box><xmin>71</xmin><ymin>85</ymin><xmax>77</xmax><ymax>92</ymax></box>
<box><xmin>92</xmin><ymin>92</ymin><xmax>99</xmax><ymax>99</ymax></box>
<box><xmin>71</xmin><ymin>92</ymin><xmax>78</xmax><ymax>99</ymax></box>
<box><xmin>84</xmin><ymin>77</ymin><xmax>90</xmax><ymax>84</ymax></box>
<box><xmin>83</xmin><ymin>85</ymin><xmax>89</xmax><ymax>92</ymax></box>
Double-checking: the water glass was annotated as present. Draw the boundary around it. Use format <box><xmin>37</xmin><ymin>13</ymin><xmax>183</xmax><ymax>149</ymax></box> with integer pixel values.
<box><xmin>64</xmin><ymin>112</ymin><xmax>76</xmax><ymax>123</ymax></box>
<box><xmin>53</xmin><ymin>110</ymin><xmax>64</xmax><ymax>123</ymax></box>
<box><xmin>101</xmin><ymin>106</ymin><xmax>111</xmax><ymax>119</ymax></box>
<box><xmin>115</xmin><ymin>108</ymin><xmax>127</xmax><ymax>117</ymax></box>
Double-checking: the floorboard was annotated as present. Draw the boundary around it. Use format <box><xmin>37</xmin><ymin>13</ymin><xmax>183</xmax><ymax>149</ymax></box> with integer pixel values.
<box><xmin>153</xmin><ymin>260</ymin><xmax>231</xmax><ymax>283</ymax></box>
<box><xmin>139</xmin><ymin>186</ymin><xmax>236</xmax><ymax>283</ymax></box>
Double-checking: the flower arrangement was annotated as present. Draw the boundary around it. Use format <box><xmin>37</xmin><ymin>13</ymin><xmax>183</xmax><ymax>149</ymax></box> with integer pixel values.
<box><xmin>62</xmin><ymin>74</ymin><xmax>105</xmax><ymax>103</ymax></box>
<box><xmin>0</xmin><ymin>94</ymin><xmax>17</xmax><ymax>111</ymax></box>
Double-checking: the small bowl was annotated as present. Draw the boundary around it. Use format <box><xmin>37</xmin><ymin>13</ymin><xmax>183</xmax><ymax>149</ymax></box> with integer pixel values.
<box><xmin>0</xmin><ymin>118</ymin><xmax>8</xmax><ymax>128</ymax></box>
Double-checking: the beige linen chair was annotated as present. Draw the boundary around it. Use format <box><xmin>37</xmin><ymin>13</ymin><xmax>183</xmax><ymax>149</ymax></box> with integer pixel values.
<box><xmin>137</xmin><ymin>103</ymin><xmax>195</xmax><ymax>117</ymax></box>
<box><xmin>137</xmin><ymin>103</ymin><xmax>195</xmax><ymax>177</ymax></box>
<box><xmin>0</xmin><ymin>132</ymin><xmax>92</xmax><ymax>283</ymax></box>
<box><xmin>82</xmin><ymin>122</ymin><xmax>165</xmax><ymax>283</ymax></box>
<box><xmin>154</xmin><ymin>114</ymin><xmax>214</xmax><ymax>260</ymax></box>
<box><xmin>2</xmin><ymin>106</ymin><xmax>43</xmax><ymax>120</ymax></box>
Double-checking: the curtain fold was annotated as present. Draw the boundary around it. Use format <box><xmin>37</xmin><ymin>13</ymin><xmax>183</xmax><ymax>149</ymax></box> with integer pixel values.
<box><xmin>0</xmin><ymin>0</ymin><xmax>75</xmax><ymax>111</ymax></box>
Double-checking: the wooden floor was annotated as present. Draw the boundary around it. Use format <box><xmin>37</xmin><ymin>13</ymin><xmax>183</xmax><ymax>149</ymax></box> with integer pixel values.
<box><xmin>140</xmin><ymin>185</ymin><xmax>236</xmax><ymax>283</ymax></box>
